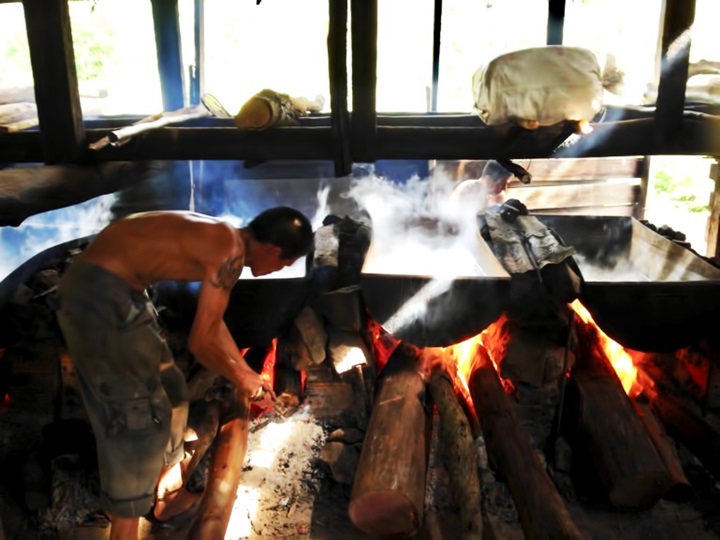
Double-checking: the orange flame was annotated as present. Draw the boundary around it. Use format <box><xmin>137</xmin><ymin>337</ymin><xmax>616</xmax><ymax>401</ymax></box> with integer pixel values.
<box><xmin>570</xmin><ymin>300</ymin><xmax>640</xmax><ymax>396</ymax></box>
<box><xmin>260</xmin><ymin>339</ymin><xmax>277</xmax><ymax>388</ymax></box>
<box><xmin>423</xmin><ymin>314</ymin><xmax>514</xmax><ymax>409</ymax></box>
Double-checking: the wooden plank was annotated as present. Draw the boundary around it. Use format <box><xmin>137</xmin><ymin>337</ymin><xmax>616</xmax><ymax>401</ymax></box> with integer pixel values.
<box><xmin>531</xmin><ymin>205</ymin><xmax>636</xmax><ymax>217</ymax></box>
<box><xmin>328</xmin><ymin>0</ymin><xmax>351</xmax><ymax>177</ymax></box>
<box><xmin>654</xmin><ymin>0</ymin><xmax>696</xmax><ymax>142</ymax></box>
<box><xmin>150</xmin><ymin>0</ymin><xmax>185</xmax><ymax>111</ymax></box>
<box><xmin>448</xmin><ymin>157</ymin><xmax>642</xmax><ymax>183</ymax></box>
<box><xmin>22</xmin><ymin>0</ymin><xmax>85</xmax><ymax>164</ymax></box>
<box><xmin>546</xmin><ymin>0</ymin><xmax>566</xmax><ymax>46</ymax></box>
<box><xmin>510</xmin><ymin>182</ymin><xmax>639</xmax><ymax>210</ymax></box>
<box><xmin>350</xmin><ymin>0</ymin><xmax>377</xmax><ymax>162</ymax></box>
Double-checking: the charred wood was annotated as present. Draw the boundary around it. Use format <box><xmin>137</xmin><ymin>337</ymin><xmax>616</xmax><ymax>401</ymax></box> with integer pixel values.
<box><xmin>349</xmin><ymin>344</ymin><xmax>432</xmax><ymax>538</ymax></box>
<box><xmin>631</xmin><ymin>399</ymin><xmax>693</xmax><ymax>502</ymax></box>
<box><xmin>467</xmin><ymin>344</ymin><xmax>584</xmax><ymax>540</ymax></box>
<box><xmin>638</xmin><ymin>363</ymin><xmax>720</xmax><ymax>481</ymax></box>
<box><xmin>427</xmin><ymin>373</ymin><xmax>483</xmax><ymax>540</ymax></box>
<box><xmin>569</xmin><ymin>321</ymin><xmax>667</xmax><ymax>510</ymax></box>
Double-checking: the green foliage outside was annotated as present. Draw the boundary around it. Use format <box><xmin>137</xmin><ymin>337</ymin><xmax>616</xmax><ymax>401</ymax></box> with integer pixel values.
<box><xmin>653</xmin><ymin>170</ymin><xmax>710</xmax><ymax>213</ymax></box>
<box><xmin>2</xmin><ymin>3</ymin><xmax>117</xmax><ymax>87</ymax></box>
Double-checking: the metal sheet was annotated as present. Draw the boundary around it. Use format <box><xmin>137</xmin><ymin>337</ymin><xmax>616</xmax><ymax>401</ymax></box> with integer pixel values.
<box><xmin>536</xmin><ymin>215</ymin><xmax>720</xmax><ymax>352</ymax></box>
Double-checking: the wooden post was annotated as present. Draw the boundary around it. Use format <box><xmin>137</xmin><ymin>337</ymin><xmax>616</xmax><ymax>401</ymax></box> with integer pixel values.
<box><xmin>654</xmin><ymin>0</ymin><xmax>696</xmax><ymax>142</ymax></box>
<box><xmin>430</xmin><ymin>0</ymin><xmax>443</xmax><ymax>112</ymax></box>
<box><xmin>350</xmin><ymin>0</ymin><xmax>377</xmax><ymax>162</ymax></box>
<box><xmin>349</xmin><ymin>344</ymin><xmax>432</xmax><ymax>538</ymax></box>
<box><xmin>188</xmin><ymin>396</ymin><xmax>250</xmax><ymax>540</ymax></box>
<box><xmin>22</xmin><ymin>0</ymin><xmax>85</xmax><ymax>164</ymax></box>
<box><xmin>150</xmin><ymin>0</ymin><xmax>186</xmax><ymax>111</ymax></box>
<box><xmin>546</xmin><ymin>0</ymin><xmax>566</xmax><ymax>46</ymax></box>
<box><xmin>706</xmin><ymin>160</ymin><xmax>720</xmax><ymax>259</ymax></box>
<box><xmin>467</xmin><ymin>344</ymin><xmax>584</xmax><ymax>540</ymax></box>
<box><xmin>570</xmin><ymin>320</ymin><xmax>667</xmax><ymax>510</ymax></box>
<box><xmin>328</xmin><ymin>0</ymin><xmax>351</xmax><ymax>177</ymax></box>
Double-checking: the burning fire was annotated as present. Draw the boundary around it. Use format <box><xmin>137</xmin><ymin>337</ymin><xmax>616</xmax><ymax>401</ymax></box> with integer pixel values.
<box><xmin>422</xmin><ymin>314</ymin><xmax>513</xmax><ymax>409</ymax></box>
<box><xmin>570</xmin><ymin>299</ymin><xmax>640</xmax><ymax>397</ymax></box>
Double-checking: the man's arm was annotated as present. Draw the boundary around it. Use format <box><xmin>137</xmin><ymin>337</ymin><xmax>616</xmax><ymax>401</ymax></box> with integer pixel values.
<box><xmin>187</xmin><ymin>253</ymin><xmax>274</xmax><ymax>399</ymax></box>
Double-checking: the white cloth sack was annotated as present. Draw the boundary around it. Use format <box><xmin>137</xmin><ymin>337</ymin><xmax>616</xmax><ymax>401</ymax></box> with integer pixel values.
<box><xmin>472</xmin><ymin>46</ymin><xmax>604</xmax><ymax>127</ymax></box>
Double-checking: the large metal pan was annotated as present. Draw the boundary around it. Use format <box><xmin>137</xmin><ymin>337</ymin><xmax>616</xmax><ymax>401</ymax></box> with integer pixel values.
<box><xmin>359</xmin><ymin>221</ymin><xmax>511</xmax><ymax>347</ymax></box>
<box><xmin>536</xmin><ymin>215</ymin><xmax>720</xmax><ymax>352</ymax></box>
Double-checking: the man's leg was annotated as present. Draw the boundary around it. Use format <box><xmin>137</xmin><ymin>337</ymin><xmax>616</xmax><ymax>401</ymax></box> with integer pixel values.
<box><xmin>109</xmin><ymin>516</ymin><xmax>139</xmax><ymax>540</ymax></box>
<box><xmin>153</xmin><ymin>361</ymin><xmax>200</xmax><ymax>522</ymax></box>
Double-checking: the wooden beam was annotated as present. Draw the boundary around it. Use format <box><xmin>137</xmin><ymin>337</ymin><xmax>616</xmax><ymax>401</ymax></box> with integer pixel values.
<box><xmin>0</xmin><ymin>161</ymin><xmax>167</xmax><ymax>227</ymax></box>
<box><xmin>151</xmin><ymin>0</ymin><xmax>185</xmax><ymax>111</ymax></box>
<box><xmin>22</xmin><ymin>0</ymin><xmax>85</xmax><ymax>164</ymax></box>
<box><xmin>431</xmin><ymin>0</ymin><xmax>443</xmax><ymax>112</ymax></box>
<box><xmin>350</xmin><ymin>0</ymin><xmax>377</xmax><ymax>162</ymax></box>
<box><xmin>2</xmin><ymin>114</ymin><xmax>720</xmax><ymax>164</ymax></box>
<box><xmin>546</xmin><ymin>0</ymin><xmax>566</xmax><ymax>46</ymax></box>
<box><xmin>654</xmin><ymin>0</ymin><xmax>696</xmax><ymax>142</ymax></box>
<box><xmin>328</xmin><ymin>0</ymin><xmax>351</xmax><ymax>177</ymax></box>
<box><xmin>86</xmin><ymin>127</ymin><xmax>333</xmax><ymax>161</ymax></box>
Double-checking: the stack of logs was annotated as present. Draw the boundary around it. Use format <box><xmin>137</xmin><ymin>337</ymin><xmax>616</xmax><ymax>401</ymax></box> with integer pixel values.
<box><xmin>342</xmin><ymin>304</ymin><xmax>720</xmax><ymax>539</ymax></box>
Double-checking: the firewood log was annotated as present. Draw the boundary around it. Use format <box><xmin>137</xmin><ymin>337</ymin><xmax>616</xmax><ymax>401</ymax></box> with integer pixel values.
<box><xmin>569</xmin><ymin>321</ymin><xmax>667</xmax><ymax>510</ymax></box>
<box><xmin>638</xmin><ymin>363</ymin><xmax>720</xmax><ymax>480</ymax></box>
<box><xmin>428</xmin><ymin>373</ymin><xmax>483</xmax><ymax>540</ymax></box>
<box><xmin>188</xmin><ymin>396</ymin><xmax>250</xmax><ymax>540</ymax></box>
<box><xmin>349</xmin><ymin>344</ymin><xmax>432</xmax><ymax>538</ymax></box>
<box><xmin>468</xmin><ymin>344</ymin><xmax>584</xmax><ymax>540</ymax></box>
<box><xmin>631</xmin><ymin>399</ymin><xmax>693</xmax><ymax>501</ymax></box>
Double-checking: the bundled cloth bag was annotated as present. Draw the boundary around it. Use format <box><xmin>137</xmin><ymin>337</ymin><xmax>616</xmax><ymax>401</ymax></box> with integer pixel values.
<box><xmin>472</xmin><ymin>46</ymin><xmax>605</xmax><ymax>129</ymax></box>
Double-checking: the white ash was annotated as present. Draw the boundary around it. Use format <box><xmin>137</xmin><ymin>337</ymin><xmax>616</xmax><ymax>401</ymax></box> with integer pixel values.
<box><xmin>224</xmin><ymin>407</ymin><xmax>327</xmax><ymax>540</ymax></box>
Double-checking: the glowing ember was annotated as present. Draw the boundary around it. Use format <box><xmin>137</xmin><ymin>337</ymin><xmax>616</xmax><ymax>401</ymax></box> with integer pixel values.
<box><xmin>570</xmin><ymin>300</ymin><xmax>640</xmax><ymax>396</ymax></box>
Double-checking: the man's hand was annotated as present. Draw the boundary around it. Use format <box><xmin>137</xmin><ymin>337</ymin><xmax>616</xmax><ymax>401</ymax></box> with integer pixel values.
<box><xmin>235</xmin><ymin>367</ymin><xmax>277</xmax><ymax>403</ymax></box>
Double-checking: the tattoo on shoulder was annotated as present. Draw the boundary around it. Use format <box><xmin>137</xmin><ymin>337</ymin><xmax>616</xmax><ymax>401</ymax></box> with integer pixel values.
<box><xmin>210</xmin><ymin>256</ymin><xmax>244</xmax><ymax>290</ymax></box>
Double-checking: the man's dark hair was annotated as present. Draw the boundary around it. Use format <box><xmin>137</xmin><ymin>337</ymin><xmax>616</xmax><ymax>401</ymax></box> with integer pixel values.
<box><xmin>248</xmin><ymin>206</ymin><xmax>314</xmax><ymax>259</ymax></box>
<box><xmin>482</xmin><ymin>160</ymin><xmax>513</xmax><ymax>183</ymax></box>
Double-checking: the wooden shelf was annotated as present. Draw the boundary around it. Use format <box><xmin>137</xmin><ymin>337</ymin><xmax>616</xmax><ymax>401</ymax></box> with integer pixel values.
<box><xmin>1</xmin><ymin>113</ymin><xmax>718</xmax><ymax>164</ymax></box>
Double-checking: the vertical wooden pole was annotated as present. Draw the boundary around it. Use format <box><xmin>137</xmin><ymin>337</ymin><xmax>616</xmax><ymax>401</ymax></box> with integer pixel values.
<box><xmin>350</xmin><ymin>0</ymin><xmax>377</xmax><ymax>163</ymax></box>
<box><xmin>654</xmin><ymin>0</ymin><xmax>696</xmax><ymax>142</ymax></box>
<box><xmin>22</xmin><ymin>0</ymin><xmax>85</xmax><ymax>164</ymax></box>
<box><xmin>151</xmin><ymin>0</ymin><xmax>186</xmax><ymax>111</ymax></box>
<box><xmin>328</xmin><ymin>0</ymin><xmax>352</xmax><ymax>177</ymax></box>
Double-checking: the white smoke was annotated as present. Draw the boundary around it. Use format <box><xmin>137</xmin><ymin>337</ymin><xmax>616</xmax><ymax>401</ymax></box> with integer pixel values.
<box><xmin>346</xmin><ymin>170</ymin><xmax>506</xmax><ymax>278</ymax></box>
<box><xmin>0</xmin><ymin>194</ymin><xmax>116</xmax><ymax>282</ymax></box>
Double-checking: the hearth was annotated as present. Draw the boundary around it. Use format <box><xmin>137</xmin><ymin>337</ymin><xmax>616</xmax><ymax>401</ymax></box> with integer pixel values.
<box><xmin>2</xmin><ymin>214</ymin><xmax>720</xmax><ymax>540</ymax></box>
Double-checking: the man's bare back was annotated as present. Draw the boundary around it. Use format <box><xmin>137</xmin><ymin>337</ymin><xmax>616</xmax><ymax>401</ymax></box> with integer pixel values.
<box><xmin>80</xmin><ymin>211</ymin><xmax>242</xmax><ymax>291</ymax></box>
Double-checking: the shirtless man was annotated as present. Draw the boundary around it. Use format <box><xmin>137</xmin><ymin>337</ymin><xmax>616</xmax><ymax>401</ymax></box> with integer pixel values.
<box><xmin>448</xmin><ymin>160</ymin><xmax>513</xmax><ymax>218</ymax></box>
<box><xmin>55</xmin><ymin>207</ymin><xmax>313</xmax><ymax>540</ymax></box>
